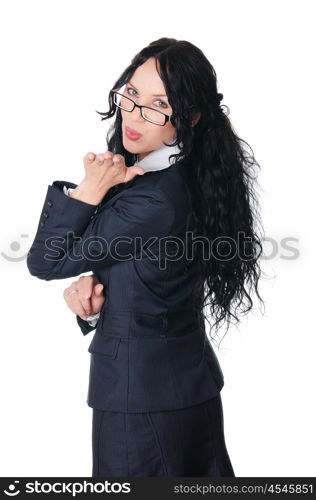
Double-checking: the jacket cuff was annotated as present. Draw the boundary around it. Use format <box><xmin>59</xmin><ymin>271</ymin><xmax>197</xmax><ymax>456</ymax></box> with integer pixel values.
<box><xmin>44</xmin><ymin>180</ymin><xmax>99</xmax><ymax>233</ymax></box>
<box><xmin>76</xmin><ymin>314</ymin><xmax>97</xmax><ymax>336</ymax></box>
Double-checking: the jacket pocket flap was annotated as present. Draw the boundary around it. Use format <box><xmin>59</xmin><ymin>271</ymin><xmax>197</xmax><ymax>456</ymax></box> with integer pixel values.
<box><xmin>88</xmin><ymin>333</ymin><xmax>120</xmax><ymax>358</ymax></box>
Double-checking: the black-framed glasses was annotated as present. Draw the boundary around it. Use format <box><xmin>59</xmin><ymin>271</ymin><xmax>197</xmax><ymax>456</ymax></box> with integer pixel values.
<box><xmin>111</xmin><ymin>90</ymin><xmax>172</xmax><ymax>126</ymax></box>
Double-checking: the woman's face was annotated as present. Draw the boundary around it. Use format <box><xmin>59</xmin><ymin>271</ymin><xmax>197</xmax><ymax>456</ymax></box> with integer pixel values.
<box><xmin>119</xmin><ymin>57</ymin><xmax>176</xmax><ymax>161</ymax></box>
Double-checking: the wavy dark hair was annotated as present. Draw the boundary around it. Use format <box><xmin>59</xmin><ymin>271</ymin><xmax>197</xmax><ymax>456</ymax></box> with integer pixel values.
<box><xmin>95</xmin><ymin>37</ymin><xmax>265</xmax><ymax>345</ymax></box>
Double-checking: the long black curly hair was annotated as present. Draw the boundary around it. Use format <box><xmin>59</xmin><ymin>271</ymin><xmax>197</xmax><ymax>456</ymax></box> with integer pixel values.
<box><xmin>96</xmin><ymin>37</ymin><xmax>265</xmax><ymax>344</ymax></box>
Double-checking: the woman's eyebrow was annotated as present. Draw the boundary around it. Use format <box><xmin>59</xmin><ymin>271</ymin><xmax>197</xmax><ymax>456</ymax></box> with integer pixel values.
<box><xmin>127</xmin><ymin>80</ymin><xmax>167</xmax><ymax>97</ymax></box>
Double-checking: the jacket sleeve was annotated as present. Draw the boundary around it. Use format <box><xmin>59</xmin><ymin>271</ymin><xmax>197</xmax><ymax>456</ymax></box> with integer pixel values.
<box><xmin>26</xmin><ymin>179</ymin><xmax>174</xmax><ymax>281</ymax></box>
<box><xmin>62</xmin><ymin>186</ymin><xmax>101</xmax><ymax>335</ymax></box>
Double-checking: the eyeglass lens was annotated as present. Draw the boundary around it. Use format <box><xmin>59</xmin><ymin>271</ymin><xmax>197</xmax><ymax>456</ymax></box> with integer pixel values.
<box><xmin>113</xmin><ymin>92</ymin><xmax>166</xmax><ymax>125</ymax></box>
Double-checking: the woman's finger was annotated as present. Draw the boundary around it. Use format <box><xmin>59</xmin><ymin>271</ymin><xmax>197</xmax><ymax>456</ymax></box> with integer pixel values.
<box><xmin>96</xmin><ymin>153</ymin><xmax>105</xmax><ymax>164</ymax></box>
<box><xmin>104</xmin><ymin>151</ymin><xmax>113</xmax><ymax>161</ymax></box>
<box><xmin>67</xmin><ymin>290</ymin><xmax>88</xmax><ymax>320</ymax></box>
<box><xmin>77</xmin><ymin>276</ymin><xmax>95</xmax><ymax>315</ymax></box>
<box><xmin>90</xmin><ymin>284</ymin><xmax>106</xmax><ymax>312</ymax></box>
<box><xmin>83</xmin><ymin>152</ymin><xmax>96</xmax><ymax>162</ymax></box>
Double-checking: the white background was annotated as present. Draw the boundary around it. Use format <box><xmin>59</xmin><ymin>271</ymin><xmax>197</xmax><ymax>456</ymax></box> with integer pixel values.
<box><xmin>0</xmin><ymin>0</ymin><xmax>315</xmax><ymax>477</ymax></box>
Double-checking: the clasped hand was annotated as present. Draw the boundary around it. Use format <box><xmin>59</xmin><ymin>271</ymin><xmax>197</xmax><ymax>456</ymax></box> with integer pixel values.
<box><xmin>82</xmin><ymin>150</ymin><xmax>145</xmax><ymax>193</ymax></box>
<box><xmin>64</xmin><ymin>275</ymin><xmax>105</xmax><ymax>321</ymax></box>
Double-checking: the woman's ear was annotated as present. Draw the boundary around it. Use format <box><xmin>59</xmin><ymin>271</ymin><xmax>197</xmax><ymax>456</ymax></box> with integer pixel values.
<box><xmin>191</xmin><ymin>111</ymin><xmax>201</xmax><ymax>127</ymax></box>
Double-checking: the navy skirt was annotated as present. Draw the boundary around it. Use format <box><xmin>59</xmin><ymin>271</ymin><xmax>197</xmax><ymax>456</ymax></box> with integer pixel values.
<box><xmin>92</xmin><ymin>393</ymin><xmax>235</xmax><ymax>477</ymax></box>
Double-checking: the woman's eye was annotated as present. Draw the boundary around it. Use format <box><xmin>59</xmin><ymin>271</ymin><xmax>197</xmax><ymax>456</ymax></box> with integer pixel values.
<box><xmin>127</xmin><ymin>87</ymin><xmax>138</xmax><ymax>97</ymax></box>
<box><xmin>155</xmin><ymin>99</ymin><xmax>168</xmax><ymax>108</ymax></box>
<box><xmin>126</xmin><ymin>87</ymin><xmax>168</xmax><ymax>108</ymax></box>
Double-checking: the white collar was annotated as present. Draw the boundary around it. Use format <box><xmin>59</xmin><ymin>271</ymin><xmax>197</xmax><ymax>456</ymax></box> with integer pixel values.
<box><xmin>133</xmin><ymin>143</ymin><xmax>181</xmax><ymax>173</ymax></box>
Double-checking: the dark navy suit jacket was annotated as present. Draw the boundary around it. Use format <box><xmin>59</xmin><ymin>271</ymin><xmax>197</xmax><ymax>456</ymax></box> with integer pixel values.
<box><xmin>27</xmin><ymin>163</ymin><xmax>224</xmax><ymax>412</ymax></box>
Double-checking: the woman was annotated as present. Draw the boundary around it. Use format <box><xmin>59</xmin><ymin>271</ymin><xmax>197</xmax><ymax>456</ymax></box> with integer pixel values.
<box><xmin>27</xmin><ymin>37</ymin><xmax>264</xmax><ymax>477</ymax></box>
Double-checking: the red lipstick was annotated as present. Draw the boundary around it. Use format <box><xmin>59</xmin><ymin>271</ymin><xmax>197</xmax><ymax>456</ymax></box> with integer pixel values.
<box><xmin>125</xmin><ymin>126</ymin><xmax>143</xmax><ymax>141</ymax></box>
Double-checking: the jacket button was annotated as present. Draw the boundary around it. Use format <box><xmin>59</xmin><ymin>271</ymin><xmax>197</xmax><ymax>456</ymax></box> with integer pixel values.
<box><xmin>40</xmin><ymin>221</ymin><xmax>45</xmax><ymax>227</ymax></box>
<box><xmin>93</xmin><ymin>208</ymin><xmax>98</xmax><ymax>214</ymax></box>
<box><xmin>42</xmin><ymin>211</ymin><xmax>49</xmax><ymax>218</ymax></box>
<box><xmin>47</xmin><ymin>200</ymin><xmax>53</xmax><ymax>207</ymax></box>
